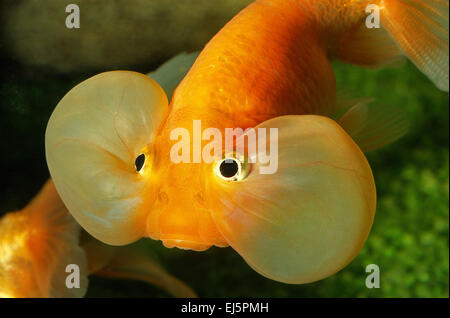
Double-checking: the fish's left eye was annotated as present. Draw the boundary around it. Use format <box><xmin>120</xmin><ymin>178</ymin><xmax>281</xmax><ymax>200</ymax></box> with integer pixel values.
<box><xmin>214</xmin><ymin>152</ymin><xmax>249</xmax><ymax>181</ymax></box>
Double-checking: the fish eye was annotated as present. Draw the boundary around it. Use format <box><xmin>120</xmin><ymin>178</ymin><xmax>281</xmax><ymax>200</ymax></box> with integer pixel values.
<box><xmin>214</xmin><ymin>152</ymin><xmax>249</xmax><ymax>181</ymax></box>
<box><xmin>220</xmin><ymin>159</ymin><xmax>239</xmax><ymax>178</ymax></box>
<box><xmin>135</xmin><ymin>153</ymin><xmax>146</xmax><ymax>174</ymax></box>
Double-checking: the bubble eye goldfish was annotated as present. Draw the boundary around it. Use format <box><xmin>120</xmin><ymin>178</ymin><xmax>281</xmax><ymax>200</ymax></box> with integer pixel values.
<box><xmin>0</xmin><ymin>180</ymin><xmax>196</xmax><ymax>298</ymax></box>
<box><xmin>45</xmin><ymin>0</ymin><xmax>448</xmax><ymax>284</ymax></box>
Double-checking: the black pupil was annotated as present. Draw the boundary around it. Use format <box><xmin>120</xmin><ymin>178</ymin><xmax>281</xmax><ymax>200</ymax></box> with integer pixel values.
<box><xmin>220</xmin><ymin>159</ymin><xmax>239</xmax><ymax>178</ymax></box>
<box><xmin>135</xmin><ymin>154</ymin><xmax>145</xmax><ymax>172</ymax></box>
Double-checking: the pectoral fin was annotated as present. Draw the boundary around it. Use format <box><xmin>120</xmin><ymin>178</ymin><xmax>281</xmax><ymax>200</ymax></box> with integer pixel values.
<box><xmin>338</xmin><ymin>100</ymin><xmax>409</xmax><ymax>152</ymax></box>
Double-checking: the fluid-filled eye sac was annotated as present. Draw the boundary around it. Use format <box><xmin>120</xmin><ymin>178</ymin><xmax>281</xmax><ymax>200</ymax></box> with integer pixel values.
<box><xmin>207</xmin><ymin>115</ymin><xmax>376</xmax><ymax>284</ymax></box>
<box><xmin>45</xmin><ymin>71</ymin><xmax>169</xmax><ymax>246</ymax></box>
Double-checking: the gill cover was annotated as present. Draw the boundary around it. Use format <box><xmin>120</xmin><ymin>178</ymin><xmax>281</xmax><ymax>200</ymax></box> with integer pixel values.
<box><xmin>45</xmin><ymin>71</ymin><xmax>168</xmax><ymax>245</ymax></box>
<box><xmin>207</xmin><ymin>115</ymin><xmax>376</xmax><ymax>284</ymax></box>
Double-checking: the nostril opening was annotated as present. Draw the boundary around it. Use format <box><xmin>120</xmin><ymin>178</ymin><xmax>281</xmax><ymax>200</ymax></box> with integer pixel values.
<box><xmin>158</xmin><ymin>192</ymin><xmax>168</xmax><ymax>204</ymax></box>
<box><xmin>195</xmin><ymin>191</ymin><xmax>207</xmax><ymax>207</ymax></box>
<box><xmin>196</xmin><ymin>192</ymin><xmax>205</xmax><ymax>202</ymax></box>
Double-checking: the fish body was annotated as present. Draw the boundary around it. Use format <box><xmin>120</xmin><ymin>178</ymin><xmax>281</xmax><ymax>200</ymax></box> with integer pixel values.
<box><xmin>45</xmin><ymin>0</ymin><xmax>449</xmax><ymax>283</ymax></box>
<box><xmin>170</xmin><ymin>0</ymin><xmax>448</xmax><ymax>123</ymax></box>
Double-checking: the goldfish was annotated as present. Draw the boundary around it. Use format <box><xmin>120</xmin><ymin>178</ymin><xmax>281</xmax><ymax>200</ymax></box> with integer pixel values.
<box><xmin>0</xmin><ymin>180</ymin><xmax>196</xmax><ymax>297</ymax></box>
<box><xmin>45</xmin><ymin>0</ymin><xmax>449</xmax><ymax>284</ymax></box>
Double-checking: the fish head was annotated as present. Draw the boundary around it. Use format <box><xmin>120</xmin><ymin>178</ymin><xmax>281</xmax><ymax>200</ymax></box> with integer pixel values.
<box><xmin>45</xmin><ymin>71</ymin><xmax>229</xmax><ymax>251</ymax></box>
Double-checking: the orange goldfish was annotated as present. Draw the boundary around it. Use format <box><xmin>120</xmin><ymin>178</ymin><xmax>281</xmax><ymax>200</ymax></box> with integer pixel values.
<box><xmin>45</xmin><ymin>0</ymin><xmax>448</xmax><ymax>284</ymax></box>
<box><xmin>0</xmin><ymin>180</ymin><xmax>196</xmax><ymax>297</ymax></box>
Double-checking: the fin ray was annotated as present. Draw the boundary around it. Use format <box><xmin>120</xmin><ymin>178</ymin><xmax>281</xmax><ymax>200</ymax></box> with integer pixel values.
<box><xmin>338</xmin><ymin>100</ymin><xmax>409</xmax><ymax>152</ymax></box>
<box><xmin>381</xmin><ymin>0</ymin><xmax>449</xmax><ymax>91</ymax></box>
<box><xmin>147</xmin><ymin>52</ymin><xmax>199</xmax><ymax>99</ymax></box>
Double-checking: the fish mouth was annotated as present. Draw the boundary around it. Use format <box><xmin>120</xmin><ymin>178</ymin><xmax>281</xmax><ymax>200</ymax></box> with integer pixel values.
<box><xmin>160</xmin><ymin>235</ymin><xmax>211</xmax><ymax>251</ymax></box>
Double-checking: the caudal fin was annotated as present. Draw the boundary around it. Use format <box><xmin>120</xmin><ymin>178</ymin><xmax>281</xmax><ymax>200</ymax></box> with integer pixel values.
<box><xmin>381</xmin><ymin>0</ymin><xmax>449</xmax><ymax>91</ymax></box>
<box><xmin>336</xmin><ymin>0</ymin><xmax>449</xmax><ymax>92</ymax></box>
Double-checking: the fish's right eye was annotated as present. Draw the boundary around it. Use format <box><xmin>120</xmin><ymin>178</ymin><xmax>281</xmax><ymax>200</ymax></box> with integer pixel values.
<box><xmin>135</xmin><ymin>153</ymin><xmax>146</xmax><ymax>174</ymax></box>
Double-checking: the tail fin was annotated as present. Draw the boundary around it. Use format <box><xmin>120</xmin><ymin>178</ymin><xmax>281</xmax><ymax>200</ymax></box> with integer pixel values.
<box><xmin>336</xmin><ymin>0</ymin><xmax>449</xmax><ymax>91</ymax></box>
<box><xmin>381</xmin><ymin>0</ymin><xmax>449</xmax><ymax>91</ymax></box>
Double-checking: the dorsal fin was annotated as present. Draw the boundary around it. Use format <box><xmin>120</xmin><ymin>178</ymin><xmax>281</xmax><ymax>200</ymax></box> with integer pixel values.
<box><xmin>147</xmin><ymin>52</ymin><xmax>199</xmax><ymax>99</ymax></box>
